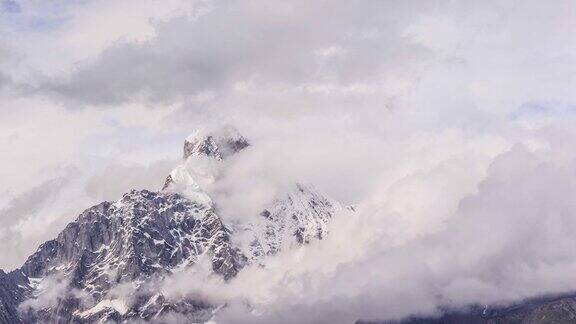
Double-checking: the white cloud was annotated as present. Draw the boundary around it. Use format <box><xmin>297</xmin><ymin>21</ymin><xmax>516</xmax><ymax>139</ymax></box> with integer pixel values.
<box><xmin>2</xmin><ymin>0</ymin><xmax>576</xmax><ymax>322</ymax></box>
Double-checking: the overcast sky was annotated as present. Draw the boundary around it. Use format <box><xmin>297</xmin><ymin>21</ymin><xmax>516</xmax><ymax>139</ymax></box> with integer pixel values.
<box><xmin>2</xmin><ymin>0</ymin><xmax>576</xmax><ymax>322</ymax></box>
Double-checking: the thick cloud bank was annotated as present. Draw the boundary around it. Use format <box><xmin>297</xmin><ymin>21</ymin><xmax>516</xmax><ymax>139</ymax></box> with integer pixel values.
<box><xmin>2</xmin><ymin>0</ymin><xmax>576</xmax><ymax>322</ymax></box>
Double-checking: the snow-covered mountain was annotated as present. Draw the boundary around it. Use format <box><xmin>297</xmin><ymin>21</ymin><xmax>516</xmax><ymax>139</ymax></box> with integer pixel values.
<box><xmin>2</xmin><ymin>126</ymin><xmax>576</xmax><ymax>324</ymax></box>
<box><xmin>0</xmin><ymin>126</ymin><xmax>345</xmax><ymax>323</ymax></box>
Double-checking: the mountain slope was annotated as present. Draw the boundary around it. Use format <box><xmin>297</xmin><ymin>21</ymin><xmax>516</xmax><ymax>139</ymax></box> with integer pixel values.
<box><xmin>235</xmin><ymin>183</ymin><xmax>343</xmax><ymax>263</ymax></box>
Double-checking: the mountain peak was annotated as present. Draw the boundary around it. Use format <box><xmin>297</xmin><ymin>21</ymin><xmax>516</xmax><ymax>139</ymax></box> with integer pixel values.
<box><xmin>183</xmin><ymin>125</ymin><xmax>249</xmax><ymax>160</ymax></box>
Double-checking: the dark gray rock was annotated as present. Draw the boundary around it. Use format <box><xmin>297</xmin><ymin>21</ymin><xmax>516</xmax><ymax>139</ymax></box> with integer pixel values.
<box><xmin>361</xmin><ymin>293</ymin><xmax>576</xmax><ymax>324</ymax></box>
<box><xmin>0</xmin><ymin>270</ymin><xmax>31</xmax><ymax>324</ymax></box>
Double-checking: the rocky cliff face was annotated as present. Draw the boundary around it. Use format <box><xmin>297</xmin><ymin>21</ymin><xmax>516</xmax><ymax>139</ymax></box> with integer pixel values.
<box><xmin>0</xmin><ymin>270</ymin><xmax>29</xmax><ymax>324</ymax></box>
<box><xmin>0</xmin><ymin>126</ymin><xmax>345</xmax><ymax>323</ymax></box>
<box><xmin>14</xmin><ymin>189</ymin><xmax>244</xmax><ymax>323</ymax></box>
